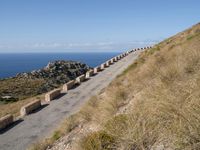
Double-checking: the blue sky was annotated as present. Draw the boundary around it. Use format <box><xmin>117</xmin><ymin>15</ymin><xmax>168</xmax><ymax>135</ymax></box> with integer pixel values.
<box><xmin>0</xmin><ymin>0</ymin><xmax>199</xmax><ymax>52</ymax></box>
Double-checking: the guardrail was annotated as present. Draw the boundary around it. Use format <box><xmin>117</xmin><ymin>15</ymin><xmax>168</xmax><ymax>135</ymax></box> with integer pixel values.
<box><xmin>0</xmin><ymin>114</ymin><xmax>14</xmax><ymax>130</ymax></box>
<box><xmin>1</xmin><ymin>46</ymin><xmax>152</xmax><ymax>131</ymax></box>
<box><xmin>63</xmin><ymin>80</ymin><xmax>76</xmax><ymax>92</ymax></box>
<box><xmin>20</xmin><ymin>100</ymin><xmax>41</xmax><ymax>116</ymax></box>
<box><xmin>86</xmin><ymin>70</ymin><xmax>94</xmax><ymax>79</ymax></box>
<box><xmin>45</xmin><ymin>89</ymin><xmax>61</xmax><ymax>102</ymax></box>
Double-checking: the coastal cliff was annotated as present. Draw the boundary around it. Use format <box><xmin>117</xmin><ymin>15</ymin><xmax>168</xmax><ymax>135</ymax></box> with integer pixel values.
<box><xmin>0</xmin><ymin>60</ymin><xmax>91</xmax><ymax>103</ymax></box>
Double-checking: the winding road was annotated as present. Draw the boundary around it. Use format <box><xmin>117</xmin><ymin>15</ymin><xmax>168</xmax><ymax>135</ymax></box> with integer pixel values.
<box><xmin>0</xmin><ymin>51</ymin><xmax>140</xmax><ymax>150</ymax></box>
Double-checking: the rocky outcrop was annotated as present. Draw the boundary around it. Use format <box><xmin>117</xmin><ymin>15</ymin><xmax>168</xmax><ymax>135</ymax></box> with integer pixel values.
<box><xmin>17</xmin><ymin>60</ymin><xmax>90</xmax><ymax>80</ymax></box>
<box><xmin>0</xmin><ymin>60</ymin><xmax>91</xmax><ymax>103</ymax></box>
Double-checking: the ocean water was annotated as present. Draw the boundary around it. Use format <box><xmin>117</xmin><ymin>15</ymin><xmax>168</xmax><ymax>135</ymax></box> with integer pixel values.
<box><xmin>0</xmin><ymin>52</ymin><xmax>119</xmax><ymax>79</ymax></box>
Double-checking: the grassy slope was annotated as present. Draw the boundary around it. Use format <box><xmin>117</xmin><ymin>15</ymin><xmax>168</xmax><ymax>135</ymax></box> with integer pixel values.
<box><xmin>0</xmin><ymin>94</ymin><xmax>45</xmax><ymax>118</ymax></box>
<box><xmin>30</xmin><ymin>23</ymin><xmax>200</xmax><ymax>150</ymax></box>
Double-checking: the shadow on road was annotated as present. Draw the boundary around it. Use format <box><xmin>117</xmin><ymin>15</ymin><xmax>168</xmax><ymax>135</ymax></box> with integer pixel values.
<box><xmin>54</xmin><ymin>93</ymin><xmax>66</xmax><ymax>100</ymax></box>
<box><xmin>31</xmin><ymin>104</ymin><xmax>49</xmax><ymax>114</ymax></box>
<box><xmin>0</xmin><ymin>119</ymin><xmax>24</xmax><ymax>134</ymax></box>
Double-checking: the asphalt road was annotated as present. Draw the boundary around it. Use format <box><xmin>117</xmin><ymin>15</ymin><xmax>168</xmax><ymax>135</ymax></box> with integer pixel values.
<box><xmin>0</xmin><ymin>51</ymin><xmax>140</xmax><ymax>150</ymax></box>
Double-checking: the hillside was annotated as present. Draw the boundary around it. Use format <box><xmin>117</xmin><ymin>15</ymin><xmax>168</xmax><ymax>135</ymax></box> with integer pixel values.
<box><xmin>31</xmin><ymin>23</ymin><xmax>200</xmax><ymax>150</ymax></box>
<box><xmin>0</xmin><ymin>60</ymin><xmax>90</xmax><ymax>103</ymax></box>
<box><xmin>0</xmin><ymin>61</ymin><xmax>90</xmax><ymax>117</ymax></box>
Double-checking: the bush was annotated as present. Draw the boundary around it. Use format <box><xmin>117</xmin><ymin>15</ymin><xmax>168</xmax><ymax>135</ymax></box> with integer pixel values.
<box><xmin>52</xmin><ymin>130</ymin><xmax>62</xmax><ymax>141</ymax></box>
<box><xmin>82</xmin><ymin>131</ymin><xmax>117</xmax><ymax>150</ymax></box>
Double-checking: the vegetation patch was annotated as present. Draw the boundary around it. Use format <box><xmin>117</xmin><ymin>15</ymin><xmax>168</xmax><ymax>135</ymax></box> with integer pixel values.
<box><xmin>82</xmin><ymin>131</ymin><xmax>117</xmax><ymax>150</ymax></box>
<box><xmin>30</xmin><ymin>23</ymin><xmax>200</xmax><ymax>150</ymax></box>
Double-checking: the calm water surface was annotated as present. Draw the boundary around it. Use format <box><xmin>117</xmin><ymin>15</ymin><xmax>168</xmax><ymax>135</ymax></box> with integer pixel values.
<box><xmin>0</xmin><ymin>52</ymin><xmax>119</xmax><ymax>79</ymax></box>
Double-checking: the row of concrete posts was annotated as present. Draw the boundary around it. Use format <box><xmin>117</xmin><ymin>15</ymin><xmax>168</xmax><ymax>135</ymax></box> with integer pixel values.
<box><xmin>0</xmin><ymin>46</ymin><xmax>152</xmax><ymax>130</ymax></box>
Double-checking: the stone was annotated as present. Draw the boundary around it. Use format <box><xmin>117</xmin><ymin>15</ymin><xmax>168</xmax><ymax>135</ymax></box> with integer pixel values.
<box><xmin>20</xmin><ymin>99</ymin><xmax>41</xmax><ymax>116</ymax></box>
<box><xmin>45</xmin><ymin>89</ymin><xmax>61</xmax><ymax>102</ymax></box>
<box><xmin>85</xmin><ymin>70</ymin><xmax>94</xmax><ymax>79</ymax></box>
<box><xmin>0</xmin><ymin>114</ymin><xmax>14</xmax><ymax>130</ymax></box>
<box><xmin>75</xmin><ymin>74</ymin><xmax>86</xmax><ymax>84</ymax></box>
<box><xmin>63</xmin><ymin>80</ymin><xmax>75</xmax><ymax>92</ymax></box>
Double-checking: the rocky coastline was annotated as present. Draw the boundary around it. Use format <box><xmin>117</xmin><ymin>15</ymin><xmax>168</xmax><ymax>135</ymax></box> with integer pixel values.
<box><xmin>0</xmin><ymin>60</ymin><xmax>91</xmax><ymax>103</ymax></box>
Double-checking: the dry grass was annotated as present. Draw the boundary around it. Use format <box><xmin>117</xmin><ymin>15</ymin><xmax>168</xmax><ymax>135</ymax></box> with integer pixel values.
<box><xmin>0</xmin><ymin>94</ymin><xmax>44</xmax><ymax>118</ymax></box>
<box><xmin>31</xmin><ymin>23</ymin><xmax>200</xmax><ymax>150</ymax></box>
<box><xmin>81</xmin><ymin>23</ymin><xmax>200</xmax><ymax>149</ymax></box>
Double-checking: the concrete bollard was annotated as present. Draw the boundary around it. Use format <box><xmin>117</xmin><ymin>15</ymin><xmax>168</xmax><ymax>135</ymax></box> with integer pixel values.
<box><xmin>94</xmin><ymin>66</ymin><xmax>101</xmax><ymax>74</ymax></box>
<box><xmin>109</xmin><ymin>59</ymin><xmax>113</xmax><ymax>64</ymax></box>
<box><xmin>113</xmin><ymin>57</ymin><xmax>118</xmax><ymax>62</ymax></box>
<box><xmin>105</xmin><ymin>61</ymin><xmax>110</xmax><ymax>67</ymax></box>
<box><xmin>0</xmin><ymin>114</ymin><xmax>14</xmax><ymax>130</ymax></box>
<box><xmin>100</xmin><ymin>63</ymin><xmax>105</xmax><ymax>70</ymax></box>
<box><xmin>86</xmin><ymin>70</ymin><xmax>94</xmax><ymax>79</ymax></box>
<box><xmin>45</xmin><ymin>89</ymin><xmax>61</xmax><ymax>102</ymax></box>
<box><xmin>76</xmin><ymin>74</ymin><xmax>86</xmax><ymax>84</ymax></box>
<box><xmin>63</xmin><ymin>80</ymin><xmax>75</xmax><ymax>92</ymax></box>
<box><xmin>20</xmin><ymin>99</ymin><xmax>41</xmax><ymax>116</ymax></box>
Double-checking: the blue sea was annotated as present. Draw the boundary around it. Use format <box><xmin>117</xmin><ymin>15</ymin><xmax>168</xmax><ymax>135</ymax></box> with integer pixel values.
<box><xmin>0</xmin><ymin>52</ymin><xmax>119</xmax><ymax>79</ymax></box>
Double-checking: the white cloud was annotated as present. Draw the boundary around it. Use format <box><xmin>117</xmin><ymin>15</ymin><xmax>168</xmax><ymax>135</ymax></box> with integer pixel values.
<box><xmin>0</xmin><ymin>40</ymin><xmax>160</xmax><ymax>52</ymax></box>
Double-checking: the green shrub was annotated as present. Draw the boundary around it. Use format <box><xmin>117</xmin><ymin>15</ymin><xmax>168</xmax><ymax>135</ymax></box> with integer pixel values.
<box><xmin>82</xmin><ymin>131</ymin><xmax>117</xmax><ymax>150</ymax></box>
<box><xmin>52</xmin><ymin>131</ymin><xmax>62</xmax><ymax>141</ymax></box>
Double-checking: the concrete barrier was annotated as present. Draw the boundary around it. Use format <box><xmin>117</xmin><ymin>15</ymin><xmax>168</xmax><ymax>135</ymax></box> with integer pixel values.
<box><xmin>110</xmin><ymin>59</ymin><xmax>114</xmax><ymax>64</ymax></box>
<box><xmin>113</xmin><ymin>57</ymin><xmax>118</xmax><ymax>62</ymax></box>
<box><xmin>100</xmin><ymin>63</ymin><xmax>106</xmax><ymax>70</ymax></box>
<box><xmin>94</xmin><ymin>66</ymin><xmax>101</xmax><ymax>74</ymax></box>
<box><xmin>0</xmin><ymin>114</ymin><xmax>14</xmax><ymax>130</ymax></box>
<box><xmin>86</xmin><ymin>70</ymin><xmax>94</xmax><ymax>79</ymax></box>
<box><xmin>20</xmin><ymin>99</ymin><xmax>42</xmax><ymax>116</ymax></box>
<box><xmin>76</xmin><ymin>74</ymin><xmax>86</xmax><ymax>84</ymax></box>
<box><xmin>45</xmin><ymin>89</ymin><xmax>61</xmax><ymax>102</ymax></box>
<box><xmin>105</xmin><ymin>61</ymin><xmax>110</xmax><ymax>67</ymax></box>
<box><xmin>63</xmin><ymin>80</ymin><xmax>75</xmax><ymax>91</ymax></box>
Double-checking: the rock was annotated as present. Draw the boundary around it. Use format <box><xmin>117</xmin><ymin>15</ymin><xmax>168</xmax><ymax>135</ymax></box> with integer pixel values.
<box><xmin>0</xmin><ymin>95</ymin><xmax>18</xmax><ymax>103</ymax></box>
<box><xmin>0</xmin><ymin>60</ymin><xmax>91</xmax><ymax>102</ymax></box>
<box><xmin>16</xmin><ymin>60</ymin><xmax>91</xmax><ymax>80</ymax></box>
